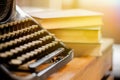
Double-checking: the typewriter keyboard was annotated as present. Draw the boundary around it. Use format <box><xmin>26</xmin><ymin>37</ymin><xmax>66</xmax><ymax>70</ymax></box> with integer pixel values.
<box><xmin>0</xmin><ymin>18</ymin><xmax>73</xmax><ymax>80</ymax></box>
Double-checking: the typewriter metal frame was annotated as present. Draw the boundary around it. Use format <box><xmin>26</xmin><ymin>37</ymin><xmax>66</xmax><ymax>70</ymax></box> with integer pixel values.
<box><xmin>0</xmin><ymin>0</ymin><xmax>73</xmax><ymax>80</ymax></box>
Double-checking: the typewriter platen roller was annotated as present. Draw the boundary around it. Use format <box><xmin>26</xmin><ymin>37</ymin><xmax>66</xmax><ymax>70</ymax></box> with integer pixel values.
<box><xmin>0</xmin><ymin>0</ymin><xmax>73</xmax><ymax>80</ymax></box>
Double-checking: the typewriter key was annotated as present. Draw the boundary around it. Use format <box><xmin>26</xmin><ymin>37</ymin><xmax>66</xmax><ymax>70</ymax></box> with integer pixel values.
<box><xmin>4</xmin><ymin>24</ymin><xmax>9</xmax><ymax>34</ymax></box>
<box><xmin>9</xmin><ymin>22</ymin><xmax>14</xmax><ymax>32</ymax></box>
<box><xmin>22</xmin><ymin>54</ymin><xmax>30</xmax><ymax>59</ymax></box>
<box><xmin>17</xmin><ymin>56</ymin><xmax>25</xmax><ymax>61</ymax></box>
<box><xmin>0</xmin><ymin>52</ymin><xmax>8</xmax><ymax>58</ymax></box>
<box><xmin>10</xmin><ymin>59</ymin><xmax>22</xmax><ymax>65</ymax></box>
<box><xmin>6</xmin><ymin>51</ymin><xmax>14</xmax><ymax>56</ymax></box>
<box><xmin>10</xmin><ymin>49</ymin><xmax>18</xmax><ymax>55</ymax></box>
<box><xmin>15</xmin><ymin>47</ymin><xmax>23</xmax><ymax>54</ymax></box>
<box><xmin>34</xmin><ymin>49</ymin><xmax>41</xmax><ymax>55</ymax></box>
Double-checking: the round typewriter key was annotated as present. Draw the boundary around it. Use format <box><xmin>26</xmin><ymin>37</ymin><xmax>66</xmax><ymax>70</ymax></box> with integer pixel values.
<box><xmin>53</xmin><ymin>42</ymin><xmax>57</xmax><ymax>46</ymax></box>
<box><xmin>0</xmin><ymin>53</ymin><xmax>8</xmax><ymax>58</ymax></box>
<box><xmin>3</xmin><ymin>34</ymin><xmax>8</xmax><ymax>40</ymax></box>
<box><xmin>51</xmin><ymin>42</ymin><xmax>55</xmax><ymax>46</ymax></box>
<box><xmin>34</xmin><ymin>25</ymin><xmax>39</xmax><ymax>31</ymax></box>
<box><xmin>6</xmin><ymin>42</ymin><xmax>12</xmax><ymax>47</ymax></box>
<box><xmin>10</xmin><ymin>49</ymin><xmax>19</xmax><ymax>55</ymax></box>
<box><xmin>4</xmin><ymin>24</ymin><xmax>9</xmax><ymax>33</ymax></box>
<box><xmin>45</xmin><ymin>36</ymin><xmax>49</xmax><ymax>40</ymax></box>
<box><xmin>6</xmin><ymin>51</ymin><xmax>13</xmax><ymax>56</ymax></box>
<box><xmin>27</xmin><ymin>42</ymin><xmax>32</xmax><ymax>46</ymax></box>
<box><xmin>37</xmin><ymin>48</ymin><xmax>43</xmax><ymax>53</ymax></box>
<box><xmin>43</xmin><ymin>37</ymin><xmax>47</xmax><ymax>41</ymax></box>
<box><xmin>22</xmin><ymin>37</ymin><xmax>28</xmax><ymax>42</ymax></box>
<box><xmin>21</xmin><ymin>46</ymin><xmax>28</xmax><ymax>52</ymax></box>
<box><xmin>0</xmin><ymin>36</ymin><xmax>2</xmax><ymax>41</ymax></box>
<box><xmin>10</xmin><ymin>32</ymin><xmax>16</xmax><ymax>38</ymax></box>
<box><xmin>26</xmin><ymin>52</ymin><xmax>34</xmax><ymax>57</ymax></box>
<box><xmin>13</xmin><ymin>21</ymin><xmax>18</xmax><ymax>30</ymax></box>
<box><xmin>31</xmin><ymin>42</ymin><xmax>38</xmax><ymax>48</ymax></box>
<box><xmin>34</xmin><ymin>51</ymin><xmax>39</xmax><ymax>55</ymax></box>
<box><xmin>9</xmin><ymin>22</ymin><xmax>14</xmax><ymax>26</ymax></box>
<box><xmin>0</xmin><ymin>44</ymin><xmax>4</xmax><ymax>50</ymax></box>
<box><xmin>24</xmin><ymin>44</ymin><xmax>31</xmax><ymax>49</ymax></box>
<box><xmin>30</xmin><ymin>51</ymin><xmax>37</xmax><ymax>56</ymax></box>
<box><xmin>37</xmin><ymin>31</ymin><xmax>42</xmax><ymax>35</ymax></box>
<box><xmin>41</xmin><ymin>30</ymin><xmax>46</xmax><ymax>34</ymax></box>
<box><xmin>25</xmin><ymin>53</ymin><xmax>31</xmax><ymax>57</ymax></box>
<box><xmin>20</xmin><ymin>46</ymin><xmax>27</xmax><ymax>51</ymax></box>
<box><xmin>17</xmin><ymin>56</ymin><xmax>25</xmax><ymax>61</ymax></box>
<box><xmin>45</xmin><ymin>45</ymin><xmax>49</xmax><ymax>50</ymax></box>
<box><xmin>1</xmin><ymin>36</ymin><xmax>6</xmax><ymax>42</ymax></box>
<box><xmin>9</xmin><ymin>22</ymin><xmax>14</xmax><ymax>32</ymax></box>
<box><xmin>0</xmin><ymin>44</ymin><xmax>7</xmax><ymax>50</ymax></box>
<box><xmin>13</xmin><ymin>21</ymin><xmax>18</xmax><ymax>25</ymax></box>
<box><xmin>0</xmin><ymin>24</ymin><xmax>4</xmax><ymax>30</ymax></box>
<box><xmin>41</xmin><ymin>46</ymin><xmax>46</xmax><ymax>51</ymax></box>
<box><xmin>19</xmin><ymin>30</ymin><xmax>25</xmax><ymax>36</ymax></box>
<box><xmin>11</xmin><ymin>41</ymin><xmax>18</xmax><ymax>47</ymax></box>
<box><xmin>10</xmin><ymin>22</ymin><xmax>16</xmax><ymax>31</ymax></box>
<box><xmin>54</xmin><ymin>41</ymin><xmax>58</xmax><ymax>43</ymax></box>
<box><xmin>49</xmin><ymin>43</ymin><xmax>53</xmax><ymax>47</ymax></box>
<box><xmin>34</xmin><ymin>41</ymin><xmax>41</xmax><ymax>46</ymax></box>
<box><xmin>31</xmin><ymin>34</ymin><xmax>35</xmax><ymax>38</ymax></box>
<box><xmin>55</xmin><ymin>39</ymin><xmax>61</xmax><ymax>42</ymax></box>
<box><xmin>37</xmin><ymin>40</ymin><xmax>42</xmax><ymax>44</ymax></box>
<box><xmin>15</xmin><ymin>47</ymin><xmax>23</xmax><ymax>53</ymax></box>
<box><xmin>22</xmin><ymin>54</ymin><xmax>29</xmax><ymax>59</ymax></box>
<box><xmin>16</xmin><ymin>39</ymin><xmax>22</xmax><ymax>45</ymax></box>
<box><xmin>6</xmin><ymin>41</ymin><xmax>13</xmax><ymax>48</ymax></box>
<box><xmin>10</xmin><ymin>59</ymin><xmax>22</xmax><ymax>65</ymax></box>
<box><xmin>48</xmin><ymin>36</ymin><xmax>52</xmax><ymax>39</ymax></box>
<box><xmin>0</xmin><ymin>45</ymin><xmax>3</xmax><ymax>51</ymax></box>
<box><xmin>18</xmin><ymin>20</ymin><xmax>23</xmax><ymax>29</ymax></box>
<box><xmin>42</xmin><ymin>37</ymin><xmax>46</xmax><ymax>42</ymax></box>
<box><xmin>54</xmin><ymin>41</ymin><xmax>58</xmax><ymax>45</ymax></box>
<box><xmin>34</xmin><ymin>49</ymin><xmax>41</xmax><ymax>54</ymax></box>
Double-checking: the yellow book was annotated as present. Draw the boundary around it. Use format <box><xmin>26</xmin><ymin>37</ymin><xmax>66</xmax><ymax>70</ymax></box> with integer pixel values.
<box><xmin>64</xmin><ymin>38</ymin><xmax>113</xmax><ymax>57</ymax></box>
<box><xmin>30</xmin><ymin>9</ymin><xmax>103</xmax><ymax>29</ymax></box>
<box><xmin>64</xmin><ymin>42</ymin><xmax>101</xmax><ymax>56</ymax></box>
<box><xmin>48</xmin><ymin>26</ymin><xmax>101</xmax><ymax>43</ymax></box>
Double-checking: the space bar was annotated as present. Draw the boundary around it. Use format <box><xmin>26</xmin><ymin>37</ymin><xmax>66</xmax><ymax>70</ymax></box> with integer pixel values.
<box><xmin>29</xmin><ymin>48</ymin><xmax>65</xmax><ymax>69</ymax></box>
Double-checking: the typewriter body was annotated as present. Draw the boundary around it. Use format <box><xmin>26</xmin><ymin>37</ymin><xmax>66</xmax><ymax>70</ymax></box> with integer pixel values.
<box><xmin>0</xmin><ymin>0</ymin><xmax>73</xmax><ymax>80</ymax></box>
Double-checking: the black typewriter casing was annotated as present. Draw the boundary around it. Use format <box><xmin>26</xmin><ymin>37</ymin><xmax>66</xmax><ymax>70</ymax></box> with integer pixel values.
<box><xmin>0</xmin><ymin>0</ymin><xmax>73</xmax><ymax>80</ymax></box>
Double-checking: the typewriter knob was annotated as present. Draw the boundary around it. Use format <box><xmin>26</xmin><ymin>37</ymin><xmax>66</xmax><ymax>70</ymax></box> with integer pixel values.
<box><xmin>0</xmin><ymin>0</ymin><xmax>16</xmax><ymax>23</ymax></box>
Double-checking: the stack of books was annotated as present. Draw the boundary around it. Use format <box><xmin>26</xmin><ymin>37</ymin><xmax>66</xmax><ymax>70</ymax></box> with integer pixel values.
<box><xmin>30</xmin><ymin>9</ymin><xmax>103</xmax><ymax>56</ymax></box>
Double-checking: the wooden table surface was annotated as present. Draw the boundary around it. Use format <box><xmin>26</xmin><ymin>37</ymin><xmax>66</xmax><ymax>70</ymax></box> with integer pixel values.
<box><xmin>47</xmin><ymin>39</ymin><xmax>113</xmax><ymax>80</ymax></box>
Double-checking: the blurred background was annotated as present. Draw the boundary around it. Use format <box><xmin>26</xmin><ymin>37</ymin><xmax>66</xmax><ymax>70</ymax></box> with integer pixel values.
<box><xmin>17</xmin><ymin>0</ymin><xmax>120</xmax><ymax>79</ymax></box>
<box><xmin>17</xmin><ymin>0</ymin><xmax>120</xmax><ymax>43</ymax></box>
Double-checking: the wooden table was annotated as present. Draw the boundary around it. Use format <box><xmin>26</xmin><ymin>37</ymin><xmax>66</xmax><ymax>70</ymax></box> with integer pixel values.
<box><xmin>47</xmin><ymin>39</ymin><xmax>113</xmax><ymax>80</ymax></box>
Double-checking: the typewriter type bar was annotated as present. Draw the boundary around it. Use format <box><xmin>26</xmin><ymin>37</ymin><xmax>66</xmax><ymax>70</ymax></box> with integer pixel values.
<box><xmin>0</xmin><ymin>1</ymin><xmax>73</xmax><ymax>80</ymax></box>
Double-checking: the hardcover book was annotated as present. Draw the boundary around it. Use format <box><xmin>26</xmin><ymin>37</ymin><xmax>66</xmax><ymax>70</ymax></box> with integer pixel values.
<box><xmin>30</xmin><ymin>9</ymin><xmax>103</xmax><ymax>29</ymax></box>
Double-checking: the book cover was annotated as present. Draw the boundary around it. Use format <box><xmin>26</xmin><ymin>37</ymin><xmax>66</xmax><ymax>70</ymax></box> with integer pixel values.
<box><xmin>48</xmin><ymin>26</ymin><xmax>101</xmax><ymax>43</ymax></box>
<box><xmin>30</xmin><ymin>9</ymin><xmax>103</xmax><ymax>29</ymax></box>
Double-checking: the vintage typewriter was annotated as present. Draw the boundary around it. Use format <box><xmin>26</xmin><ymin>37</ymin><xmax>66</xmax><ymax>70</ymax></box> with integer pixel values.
<box><xmin>0</xmin><ymin>0</ymin><xmax>73</xmax><ymax>80</ymax></box>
